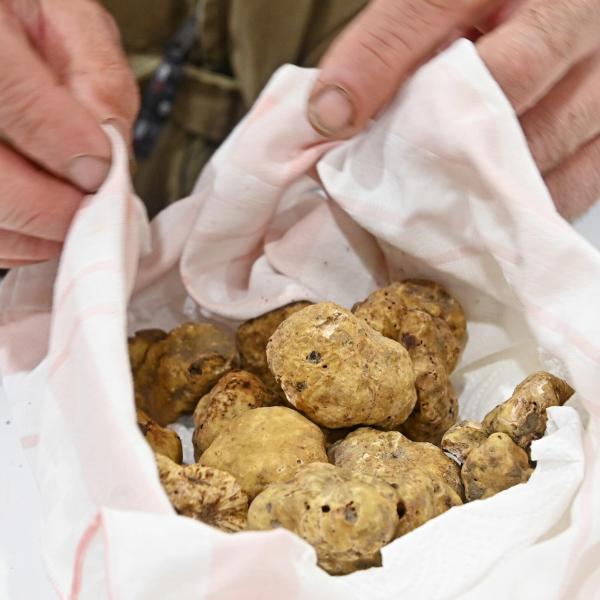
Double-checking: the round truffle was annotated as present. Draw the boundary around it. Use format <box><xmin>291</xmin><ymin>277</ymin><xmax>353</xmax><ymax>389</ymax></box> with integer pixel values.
<box><xmin>266</xmin><ymin>303</ymin><xmax>417</xmax><ymax>429</ymax></box>
<box><xmin>236</xmin><ymin>302</ymin><xmax>312</xmax><ymax>402</ymax></box>
<box><xmin>199</xmin><ymin>406</ymin><xmax>327</xmax><ymax>498</ymax></box>
<box><xmin>461</xmin><ymin>432</ymin><xmax>533</xmax><ymax>501</ymax></box>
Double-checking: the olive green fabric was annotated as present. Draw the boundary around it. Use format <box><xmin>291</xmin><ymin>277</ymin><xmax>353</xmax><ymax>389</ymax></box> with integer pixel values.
<box><xmin>102</xmin><ymin>0</ymin><xmax>368</xmax><ymax>216</ymax></box>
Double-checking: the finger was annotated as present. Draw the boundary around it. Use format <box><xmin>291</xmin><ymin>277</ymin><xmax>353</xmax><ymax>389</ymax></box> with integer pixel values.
<box><xmin>476</xmin><ymin>0</ymin><xmax>524</xmax><ymax>32</ymax></box>
<box><xmin>521</xmin><ymin>53</ymin><xmax>600</xmax><ymax>173</ymax></box>
<box><xmin>0</xmin><ymin>259</ymin><xmax>39</xmax><ymax>269</ymax></box>
<box><xmin>308</xmin><ymin>0</ymin><xmax>505</xmax><ymax>137</ymax></box>
<box><xmin>0</xmin><ymin>228</ymin><xmax>61</xmax><ymax>265</ymax></box>
<box><xmin>0</xmin><ymin>3</ymin><xmax>111</xmax><ymax>191</ymax></box>
<box><xmin>0</xmin><ymin>143</ymin><xmax>82</xmax><ymax>241</ymax></box>
<box><xmin>31</xmin><ymin>0</ymin><xmax>140</xmax><ymax>142</ymax></box>
<box><xmin>477</xmin><ymin>0</ymin><xmax>600</xmax><ymax>114</ymax></box>
<box><xmin>545</xmin><ymin>135</ymin><xmax>600</xmax><ymax>220</ymax></box>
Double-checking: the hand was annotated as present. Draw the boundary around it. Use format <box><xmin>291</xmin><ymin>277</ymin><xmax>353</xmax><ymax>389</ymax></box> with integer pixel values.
<box><xmin>478</xmin><ymin>0</ymin><xmax>600</xmax><ymax>218</ymax></box>
<box><xmin>308</xmin><ymin>0</ymin><xmax>600</xmax><ymax>220</ymax></box>
<box><xmin>0</xmin><ymin>0</ymin><xmax>138</xmax><ymax>268</ymax></box>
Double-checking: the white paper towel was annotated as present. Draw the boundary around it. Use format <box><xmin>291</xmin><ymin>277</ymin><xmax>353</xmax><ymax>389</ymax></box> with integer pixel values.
<box><xmin>1</xmin><ymin>40</ymin><xmax>598</xmax><ymax>599</ymax></box>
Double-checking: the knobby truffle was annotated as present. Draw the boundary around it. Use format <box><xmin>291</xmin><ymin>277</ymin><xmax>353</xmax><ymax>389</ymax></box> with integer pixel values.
<box><xmin>267</xmin><ymin>303</ymin><xmax>417</xmax><ymax>429</ymax></box>
<box><xmin>193</xmin><ymin>370</ymin><xmax>270</xmax><ymax>458</ymax></box>
<box><xmin>132</xmin><ymin>323</ymin><xmax>237</xmax><ymax>425</ymax></box>
<box><xmin>248</xmin><ymin>462</ymin><xmax>399</xmax><ymax>575</ymax></box>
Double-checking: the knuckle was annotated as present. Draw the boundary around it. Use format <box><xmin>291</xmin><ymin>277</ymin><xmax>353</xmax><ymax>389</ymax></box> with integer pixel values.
<box><xmin>519</xmin><ymin>5</ymin><xmax>575</xmax><ymax>63</ymax></box>
<box><xmin>522</xmin><ymin>65</ymin><xmax>600</xmax><ymax>171</ymax></box>
<box><xmin>562</xmin><ymin>101</ymin><xmax>595</xmax><ymax>150</ymax></box>
<box><xmin>96</xmin><ymin>63</ymin><xmax>139</xmax><ymax>121</ymax></box>
<box><xmin>419</xmin><ymin>0</ymin><xmax>456</xmax><ymax>16</ymax></box>
<box><xmin>97</xmin><ymin>7</ymin><xmax>123</xmax><ymax>44</ymax></box>
<box><xmin>358</xmin><ymin>29</ymin><xmax>405</xmax><ymax>72</ymax></box>
<box><xmin>74</xmin><ymin>0</ymin><xmax>124</xmax><ymax>48</ymax></box>
<box><xmin>487</xmin><ymin>36</ymin><xmax>547</xmax><ymax>107</ymax></box>
<box><xmin>394</xmin><ymin>0</ymin><xmax>500</xmax><ymax>22</ymax></box>
<box><xmin>546</xmin><ymin>136</ymin><xmax>600</xmax><ymax>219</ymax></box>
<box><xmin>523</xmin><ymin>112</ymin><xmax>562</xmax><ymax>171</ymax></box>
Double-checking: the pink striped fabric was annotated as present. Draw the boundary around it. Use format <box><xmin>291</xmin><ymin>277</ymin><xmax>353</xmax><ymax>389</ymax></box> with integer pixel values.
<box><xmin>0</xmin><ymin>40</ymin><xmax>598</xmax><ymax>599</ymax></box>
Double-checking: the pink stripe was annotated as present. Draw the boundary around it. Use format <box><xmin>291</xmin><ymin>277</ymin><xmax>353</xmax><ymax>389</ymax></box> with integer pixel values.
<box><xmin>20</xmin><ymin>434</ymin><xmax>39</xmax><ymax>449</ymax></box>
<box><xmin>100</xmin><ymin>510</ymin><xmax>116</xmax><ymax>600</ymax></box>
<box><xmin>48</xmin><ymin>305</ymin><xmax>121</xmax><ymax>379</ymax></box>
<box><xmin>70</xmin><ymin>513</ymin><xmax>102</xmax><ymax>600</ymax></box>
<box><xmin>54</xmin><ymin>261</ymin><xmax>118</xmax><ymax>313</ymax></box>
<box><xmin>47</xmin><ymin>568</ymin><xmax>67</xmax><ymax>600</ymax></box>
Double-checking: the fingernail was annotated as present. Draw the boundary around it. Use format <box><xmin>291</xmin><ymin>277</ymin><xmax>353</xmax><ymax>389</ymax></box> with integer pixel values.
<box><xmin>308</xmin><ymin>83</ymin><xmax>356</xmax><ymax>137</ymax></box>
<box><xmin>67</xmin><ymin>155</ymin><xmax>111</xmax><ymax>192</ymax></box>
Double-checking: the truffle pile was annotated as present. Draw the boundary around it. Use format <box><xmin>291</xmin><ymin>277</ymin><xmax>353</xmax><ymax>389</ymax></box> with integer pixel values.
<box><xmin>129</xmin><ymin>280</ymin><xmax>574</xmax><ymax>575</ymax></box>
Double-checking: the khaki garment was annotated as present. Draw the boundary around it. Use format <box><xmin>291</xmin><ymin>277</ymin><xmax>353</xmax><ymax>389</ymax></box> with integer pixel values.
<box><xmin>101</xmin><ymin>0</ymin><xmax>368</xmax><ymax>216</ymax></box>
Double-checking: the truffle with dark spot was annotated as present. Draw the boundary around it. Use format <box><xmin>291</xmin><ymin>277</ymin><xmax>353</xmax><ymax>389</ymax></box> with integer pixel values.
<box><xmin>267</xmin><ymin>303</ymin><xmax>417</xmax><ymax>430</ymax></box>
<box><xmin>248</xmin><ymin>462</ymin><xmax>399</xmax><ymax>575</ymax></box>
<box><xmin>133</xmin><ymin>323</ymin><xmax>237</xmax><ymax>425</ymax></box>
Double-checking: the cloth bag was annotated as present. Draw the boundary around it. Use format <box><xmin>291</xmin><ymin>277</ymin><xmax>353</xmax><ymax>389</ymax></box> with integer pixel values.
<box><xmin>1</xmin><ymin>40</ymin><xmax>599</xmax><ymax>600</ymax></box>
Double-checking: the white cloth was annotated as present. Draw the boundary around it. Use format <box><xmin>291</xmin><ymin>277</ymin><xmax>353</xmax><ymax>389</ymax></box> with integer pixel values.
<box><xmin>1</xmin><ymin>40</ymin><xmax>599</xmax><ymax>599</ymax></box>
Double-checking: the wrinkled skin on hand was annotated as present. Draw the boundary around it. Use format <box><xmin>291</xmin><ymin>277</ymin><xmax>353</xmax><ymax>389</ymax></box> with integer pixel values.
<box><xmin>441</xmin><ymin>420</ymin><xmax>488</xmax><ymax>466</ymax></box>
<box><xmin>199</xmin><ymin>406</ymin><xmax>327</xmax><ymax>499</ymax></box>
<box><xmin>329</xmin><ymin>428</ymin><xmax>462</xmax><ymax>538</ymax></box>
<box><xmin>0</xmin><ymin>0</ymin><xmax>139</xmax><ymax>268</ymax></box>
<box><xmin>461</xmin><ymin>432</ymin><xmax>533</xmax><ymax>501</ymax></box>
<box><xmin>267</xmin><ymin>303</ymin><xmax>417</xmax><ymax>429</ymax></box>
<box><xmin>156</xmin><ymin>454</ymin><xmax>249</xmax><ymax>533</ymax></box>
<box><xmin>353</xmin><ymin>280</ymin><xmax>466</xmax><ymax>444</ymax></box>
<box><xmin>192</xmin><ymin>370</ymin><xmax>270</xmax><ymax>459</ymax></box>
<box><xmin>236</xmin><ymin>302</ymin><xmax>312</xmax><ymax>402</ymax></box>
<box><xmin>137</xmin><ymin>409</ymin><xmax>182</xmax><ymax>464</ymax></box>
<box><xmin>132</xmin><ymin>323</ymin><xmax>237</xmax><ymax>425</ymax></box>
<box><xmin>248</xmin><ymin>462</ymin><xmax>399</xmax><ymax>575</ymax></box>
<box><xmin>309</xmin><ymin>0</ymin><xmax>600</xmax><ymax>218</ymax></box>
<box><xmin>482</xmin><ymin>372</ymin><xmax>575</xmax><ymax>448</ymax></box>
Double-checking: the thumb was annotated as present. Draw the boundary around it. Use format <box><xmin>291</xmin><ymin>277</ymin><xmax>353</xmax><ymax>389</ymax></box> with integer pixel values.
<box><xmin>308</xmin><ymin>0</ymin><xmax>504</xmax><ymax>138</ymax></box>
<box><xmin>37</xmin><ymin>0</ymin><xmax>140</xmax><ymax>144</ymax></box>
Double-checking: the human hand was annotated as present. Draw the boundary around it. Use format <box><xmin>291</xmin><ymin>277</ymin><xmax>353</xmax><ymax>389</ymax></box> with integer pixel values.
<box><xmin>308</xmin><ymin>0</ymin><xmax>600</xmax><ymax>220</ymax></box>
<box><xmin>0</xmin><ymin>0</ymin><xmax>138</xmax><ymax>268</ymax></box>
